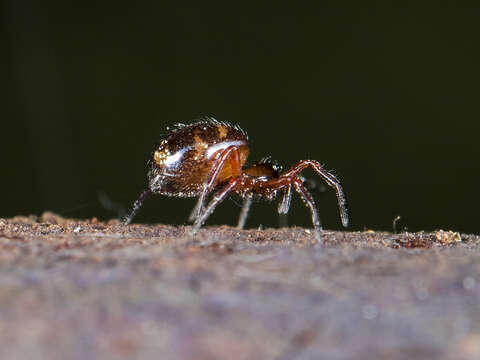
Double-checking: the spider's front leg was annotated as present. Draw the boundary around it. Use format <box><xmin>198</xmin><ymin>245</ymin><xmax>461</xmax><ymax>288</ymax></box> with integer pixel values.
<box><xmin>278</xmin><ymin>184</ymin><xmax>292</xmax><ymax>215</ymax></box>
<box><xmin>283</xmin><ymin>160</ymin><xmax>349</xmax><ymax>228</ymax></box>
<box><xmin>264</xmin><ymin>175</ymin><xmax>323</xmax><ymax>242</ymax></box>
<box><xmin>292</xmin><ymin>178</ymin><xmax>322</xmax><ymax>242</ymax></box>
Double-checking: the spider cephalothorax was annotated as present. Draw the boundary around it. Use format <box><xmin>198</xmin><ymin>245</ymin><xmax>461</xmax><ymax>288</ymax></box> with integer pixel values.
<box><xmin>124</xmin><ymin>117</ymin><xmax>349</xmax><ymax>243</ymax></box>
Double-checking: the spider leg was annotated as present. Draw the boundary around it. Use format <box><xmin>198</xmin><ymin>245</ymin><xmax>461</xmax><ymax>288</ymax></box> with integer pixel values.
<box><xmin>278</xmin><ymin>184</ymin><xmax>292</xmax><ymax>215</ymax></box>
<box><xmin>293</xmin><ymin>179</ymin><xmax>322</xmax><ymax>243</ymax></box>
<box><xmin>277</xmin><ymin>185</ymin><xmax>292</xmax><ymax>229</ymax></box>
<box><xmin>192</xmin><ymin>178</ymin><xmax>239</xmax><ymax>233</ymax></box>
<box><xmin>123</xmin><ymin>188</ymin><xmax>152</xmax><ymax>225</ymax></box>
<box><xmin>237</xmin><ymin>196</ymin><xmax>252</xmax><ymax>229</ymax></box>
<box><xmin>284</xmin><ymin>160</ymin><xmax>349</xmax><ymax>227</ymax></box>
<box><xmin>188</xmin><ymin>145</ymin><xmax>241</xmax><ymax>222</ymax></box>
<box><xmin>189</xmin><ymin>196</ymin><xmax>204</xmax><ymax>222</ymax></box>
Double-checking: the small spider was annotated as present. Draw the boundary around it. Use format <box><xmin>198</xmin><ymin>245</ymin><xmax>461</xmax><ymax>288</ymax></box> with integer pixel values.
<box><xmin>124</xmin><ymin>117</ymin><xmax>349</xmax><ymax>242</ymax></box>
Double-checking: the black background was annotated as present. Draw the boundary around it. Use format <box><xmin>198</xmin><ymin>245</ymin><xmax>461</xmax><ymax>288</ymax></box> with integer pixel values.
<box><xmin>3</xmin><ymin>3</ymin><xmax>479</xmax><ymax>233</ymax></box>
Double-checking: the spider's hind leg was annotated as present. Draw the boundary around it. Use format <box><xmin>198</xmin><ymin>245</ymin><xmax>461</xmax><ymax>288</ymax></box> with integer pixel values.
<box><xmin>188</xmin><ymin>145</ymin><xmax>242</xmax><ymax>223</ymax></box>
<box><xmin>189</xmin><ymin>197</ymin><xmax>204</xmax><ymax>222</ymax></box>
<box><xmin>192</xmin><ymin>178</ymin><xmax>239</xmax><ymax>234</ymax></box>
<box><xmin>123</xmin><ymin>188</ymin><xmax>153</xmax><ymax>225</ymax></box>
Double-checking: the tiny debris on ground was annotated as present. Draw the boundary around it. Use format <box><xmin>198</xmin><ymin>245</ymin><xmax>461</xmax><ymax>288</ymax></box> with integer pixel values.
<box><xmin>0</xmin><ymin>212</ymin><xmax>479</xmax><ymax>360</ymax></box>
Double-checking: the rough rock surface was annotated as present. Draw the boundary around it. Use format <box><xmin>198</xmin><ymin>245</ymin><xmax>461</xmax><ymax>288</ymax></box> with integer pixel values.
<box><xmin>0</xmin><ymin>213</ymin><xmax>479</xmax><ymax>360</ymax></box>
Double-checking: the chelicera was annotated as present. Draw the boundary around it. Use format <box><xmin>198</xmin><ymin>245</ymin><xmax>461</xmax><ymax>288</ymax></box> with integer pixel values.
<box><xmin>124</xmin><ymin>117</ymin><xmax>349</xmax><ymax>242</ymax></box>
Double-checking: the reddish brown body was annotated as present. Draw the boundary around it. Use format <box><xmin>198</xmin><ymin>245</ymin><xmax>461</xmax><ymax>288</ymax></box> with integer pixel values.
<box><xmin>124</xmin><ymin>117</ymin><xmax>349</xmax><ymax>243</ymax></box>
<box><xmin>148</xmin><ymin>119</ymin><xmax>250</xmax><ymax>196</ymax></box>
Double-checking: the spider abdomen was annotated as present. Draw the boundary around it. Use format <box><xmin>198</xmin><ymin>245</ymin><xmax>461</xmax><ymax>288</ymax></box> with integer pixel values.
<box><xmin>148</xmin><ymin>117</ymin><xmax>249</xmax><ymax>196</ymax></box>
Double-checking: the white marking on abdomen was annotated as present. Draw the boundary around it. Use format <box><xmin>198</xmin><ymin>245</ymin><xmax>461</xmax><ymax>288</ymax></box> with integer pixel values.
<box><xmin>206</xmin><ymin>140</ymin><xmax>246</xmax><ymax>158</ymax></box>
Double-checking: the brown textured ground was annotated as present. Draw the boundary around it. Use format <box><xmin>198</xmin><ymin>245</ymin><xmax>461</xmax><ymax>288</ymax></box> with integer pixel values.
<box><xmin>0</xmin><ymin>213</ymin><xmax>479</xmax><ymax>360</ymax></box>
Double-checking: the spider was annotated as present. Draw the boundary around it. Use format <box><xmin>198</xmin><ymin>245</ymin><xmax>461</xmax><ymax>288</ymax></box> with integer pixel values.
<box><xmin>123</xmin><ymin>117</ymin><xmax>349</xmax><ymax>242</ymax></box>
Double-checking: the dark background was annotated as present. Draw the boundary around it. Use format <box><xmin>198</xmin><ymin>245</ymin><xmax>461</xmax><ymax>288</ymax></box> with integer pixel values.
<box><xmin>3</xmin><ymin>3</ymin><xmax>479</xmax><ymax>233</ymax></box>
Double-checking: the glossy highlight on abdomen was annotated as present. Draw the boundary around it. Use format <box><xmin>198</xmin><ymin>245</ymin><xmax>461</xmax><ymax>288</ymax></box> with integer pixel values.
<box><xmin>148</xmin><ymin>117</ymin><xmax>250</xmax><ymax>197</ymax></box>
